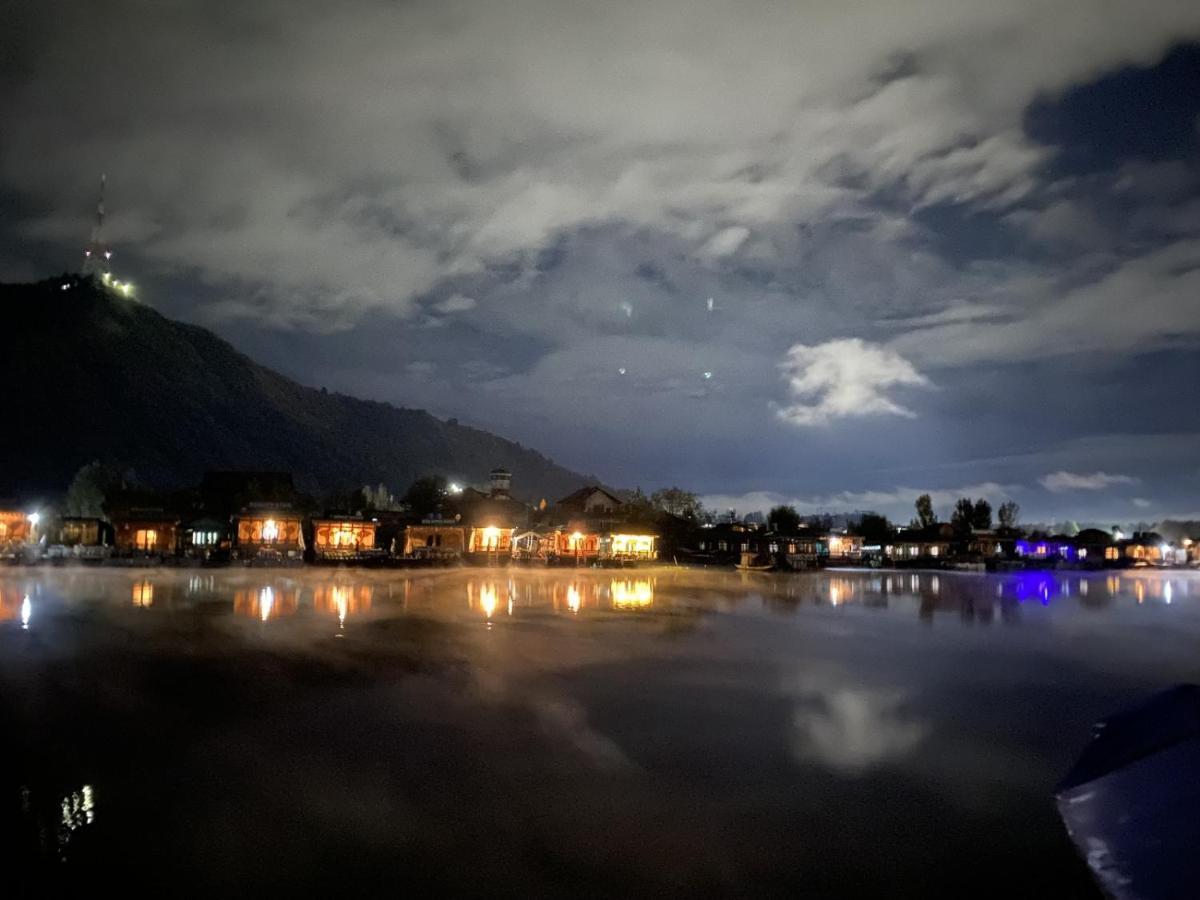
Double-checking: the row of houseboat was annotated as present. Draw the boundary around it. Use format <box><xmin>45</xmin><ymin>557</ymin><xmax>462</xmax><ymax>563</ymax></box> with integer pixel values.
<box><xmin>696</xmin><ymin>521</ymin><xmax>1197</xmax><ymax>570</ymax></box>
<box><xmin>4</xmin><ymin>468</ymin><xmax>1194</xmax><ymax>570</ymax></box>
<box><xmin>0</xmin><ymin>470</ymin><xmax>664</xmax><ymax>567</ymax></box>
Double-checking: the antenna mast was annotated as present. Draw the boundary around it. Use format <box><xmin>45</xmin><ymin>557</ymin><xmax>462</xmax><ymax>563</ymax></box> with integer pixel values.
<box><xmin>82</xmin><ymin>174</ymin><xmax>112</xmax><ymax>276</ymax></box>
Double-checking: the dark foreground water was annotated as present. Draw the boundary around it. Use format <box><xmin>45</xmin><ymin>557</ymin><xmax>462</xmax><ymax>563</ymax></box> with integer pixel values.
<box><xmin>2</xmin><ymin>567</ymin><xmax>1198</xmax><ymax>897</ymax></box>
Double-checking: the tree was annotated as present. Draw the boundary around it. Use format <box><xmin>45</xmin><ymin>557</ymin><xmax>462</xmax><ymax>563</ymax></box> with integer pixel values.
<box><xmin>914</xmin><ymin>494</ymin><xmax>937</xmax><ymax>529</ymax></box>
<box><xmin>998</xmin><ymin>500</ymin><xmax>1020</xmax><ymax>531</ymax></box>
<box><xmin>403</xmin><ymin>475</ymin><xmax>447</xmax><ymax>518</ymax></box>
<box><xmin>951</xmin><ymin>497</ymin><xmax>975</xmax><ymax>532</ymax></box>
<box><xmin>650</xmin><ymin>486</ymin><xmax>704</xmax><ymax>520</ymax></box>
<box><xmin>971</xmin><ymin>499</ymin><xmax>993</xmax><ymax>531</ymax></box>
<box><xmin>767</xmin><ymin>504</ymin><xmax>801</xmax><ymax>533</ymax></box>
<box><xmin>623</xmin><ymin>487</ymin><xmax>657</xmax><ymax>520</ymax></box>
<box><xmin>854</xmin><ymin>512</ymin><xmax>892</xmax><ymax>543</ymax></box>
<box><xmin>64</xmin><ymin>461</ymin><xmax>131</xmax><ymax>517</ymax></box>
<box><xmin>362</xmin><ymin>483</ymin><xmax>400</xmax><ymax>511</ymax></box>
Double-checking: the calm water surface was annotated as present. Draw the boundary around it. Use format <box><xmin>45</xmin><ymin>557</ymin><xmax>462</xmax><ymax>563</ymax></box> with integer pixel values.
<box><xmin>3</xmin><ymin>566</ymin><xmax>1199</xmax><ymax>896</ymax></box>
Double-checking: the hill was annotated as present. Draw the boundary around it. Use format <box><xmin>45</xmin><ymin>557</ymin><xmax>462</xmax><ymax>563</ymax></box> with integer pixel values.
<box><xmin>0</xmin><ymin>276</ymin><xmax>594</xmax><ymax>503</ymax></box>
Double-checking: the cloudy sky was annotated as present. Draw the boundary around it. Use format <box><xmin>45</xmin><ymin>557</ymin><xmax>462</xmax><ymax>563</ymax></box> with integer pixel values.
<box><xmin>3</xmin><ymin>0</ymin><xmax>1199</xmax><ymax>524</ymax></box>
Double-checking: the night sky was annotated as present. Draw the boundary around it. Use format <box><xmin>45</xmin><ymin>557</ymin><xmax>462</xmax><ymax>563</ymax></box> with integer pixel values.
<box><xmin>2</xmin><ymin>1</ymin><xmax>1198</xmax><ymax>524</ymax></box>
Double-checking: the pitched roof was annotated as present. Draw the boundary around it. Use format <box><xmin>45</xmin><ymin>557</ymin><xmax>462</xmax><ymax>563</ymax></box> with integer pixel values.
<box><xmin>556</xmin><ymin>485</ymin><xmax>624</xmax><ymax>508</ymax></box>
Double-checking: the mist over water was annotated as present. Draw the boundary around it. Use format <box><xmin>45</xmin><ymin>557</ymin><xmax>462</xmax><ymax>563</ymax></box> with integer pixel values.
<box><xmin>4</xmin><ymin>566</ymin><xmax>1199</xmax><ymax>896</ymax></box>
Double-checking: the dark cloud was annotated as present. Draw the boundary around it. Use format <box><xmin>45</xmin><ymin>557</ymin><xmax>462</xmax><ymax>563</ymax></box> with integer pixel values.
<box><xmin>3</xmin><ymin>1</ymin><xmax>1200</xmax><ymax>521</ymax></box>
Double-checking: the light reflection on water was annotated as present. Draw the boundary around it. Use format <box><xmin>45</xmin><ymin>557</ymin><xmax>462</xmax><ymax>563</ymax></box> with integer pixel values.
<box><xmin>3</xmin><ymin>566</ymin><xmax>1200</xmax><ymax>895</ymax></box>
<box><xmin>1</xmin><ymin>569</ymin><xmax>1198</xmax><ymax>631</ymax></box>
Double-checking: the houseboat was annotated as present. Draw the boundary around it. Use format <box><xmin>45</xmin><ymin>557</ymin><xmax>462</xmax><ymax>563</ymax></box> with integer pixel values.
<box><xmin>403</xmin><ymin>522</ymin><xmax>467</xmax><ymax>560</ymax></box>
<box><xmin>112</xmin><ymin>512</ymin><xmax>181</xmax><ymax>557</ymax></box>
<box><xmin>234</xmin><ymin>506</ymin><xmax>305</xmax><ymax>563</ymax></box>
<box><xmin>183</xmin><ymin>517</ymin><xmax>232</xmax><ymax>560</ymax></box>
<box><xmin>0</xmin><ymin>509</ymin><xmax>35</xmax><ymax>559</ymax></box>
<box><xmin>310</xmin><ymin>516</ymin><xmax>379</xmax><ymax>561</ymax></box>
<box><xmin>456</xmin><ymin>468</ymin><xmax>526</xmax><ymax>564</ymax></box>
<box><xmin>51</xmin><ymin>517</ymin><xmax>113</xmax><ymax>560</ymax></box>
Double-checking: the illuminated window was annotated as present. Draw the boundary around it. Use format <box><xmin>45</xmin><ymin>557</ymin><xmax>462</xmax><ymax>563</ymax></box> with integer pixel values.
<box><xmin>135</xmin><ymin>529</ymin><xmax>158</xmax><ymax>550</ymax></box>
<box><xmin>330</xmin><ymin>528</ymin><xmax>358</xmax><ymax>547</ymax></box>
<box><xmin>929</xmin><ymin>546</ymin><xmax>939</xmax><ymax>557</ymax></box>
<box><xmin>1105</xmin><ymin>547</ymin><xmax>1118</xmax><ymax>560</ymax></box>
<box><xmin>1078</xmin><ymin>548</ymin><xmax>1088</xmax><ymax>559</ymax></box>
<box><xmin>0</xmin><ymin>522</ymin><xmax>7</xmax><ymax>538</ymax></box>
<box><xmin>262</xmin><ymin>519</ymin><xmax>279</xmax><ymax>542</ymax></box>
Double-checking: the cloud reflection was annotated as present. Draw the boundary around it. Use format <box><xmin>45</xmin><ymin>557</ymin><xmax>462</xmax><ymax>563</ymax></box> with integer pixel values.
<box><xmin>787</xmin><ymin>675</ymin><xmax>928</xmax><ymax>774</ymax></box>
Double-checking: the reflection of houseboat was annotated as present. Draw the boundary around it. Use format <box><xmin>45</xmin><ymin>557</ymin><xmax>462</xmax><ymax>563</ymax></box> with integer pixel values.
<box><xmin>610</xmin><ymin>578</ymin><xmax>655</xmax><ymax>609</ymax></box>
<box><xmin>233</xmin><ymin>585</ymin><xmax>300</xmax><ymax>620</ymax></box>
<box><xmin>313</xmin><ymin>583</ymin><xmax>373</xmax><ymax>625</ymax></box>
<box><xmin>0</xmin><ymin>586</ymin><xmax>29</xmax><ymax>621</ymax></box>
<box><xmin>310</xmin><ymin>517</ymin><xmax>379</xmax><ymax>561</ymax></box>
<box><xmin>234</xmin><ymin>507</ymin><xmax>305</xmax><ymax>563</ymax></box>
<box><xmin>467</xmin><ymin>580</ymin><xmax>509</xmax><ymax>619</ymax></box>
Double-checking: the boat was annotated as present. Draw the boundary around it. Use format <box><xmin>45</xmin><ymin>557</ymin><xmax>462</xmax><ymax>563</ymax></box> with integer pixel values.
<box><xmin>1056</xmin><ymin>684</ymin><xmax>1200</xmax><ymax>900</ymax></box>
<box><xmin>735</xmin><ymin>551</ymin><xmax>777</xmax><ymax>572</ymax></box>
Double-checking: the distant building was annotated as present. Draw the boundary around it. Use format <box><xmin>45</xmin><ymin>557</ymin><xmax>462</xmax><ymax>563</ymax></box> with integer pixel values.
<box><xmin>454</xmin><ymin>467</ymin><xmax>528</xmax><ymax>562</ymax></box>
<box><xmin>552</xmin><ymin>486</ymin><xmax>625</xmax><ymax>531</ymax></box>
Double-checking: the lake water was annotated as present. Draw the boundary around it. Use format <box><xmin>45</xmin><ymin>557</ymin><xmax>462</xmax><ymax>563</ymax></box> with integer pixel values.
<box><xmin>3</xmin><ymin>566</ymin><xmax>1198</xmax><ymax>896</ymax></box>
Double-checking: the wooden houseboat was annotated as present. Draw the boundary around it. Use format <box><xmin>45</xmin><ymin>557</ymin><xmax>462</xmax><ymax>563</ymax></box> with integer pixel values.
<box><xmin>52</xmin><ymin>517</ymin><xmax>113</xmax><ymax>559</ymax></box>
<box><xmin>466</xmin><ymin>524</ymin><xmax>516</xmax><ymax>560</ymax></box>
<box><xmin>113</xmin><ymin>513</ymin><xmax>181</xmax><ymax>557</ymax></box>
<box><xmin>530</xmin><ymin>527</ymin><xmax>602</xmax><ymax>564</ymax></box>
<box><xmin>183</xmin><ymin>517</ymin><xmax>232</xmax><ymax>559</ymax></box>
<box><xmin>0</xmin><ymin>509</ymin><xmax>33</xmax><ymax>545</ymax></box>
<box><xmin>884</xmin><ymin>525</ymin><xmax>954</xmax><ymax>565</ymax></box>
<box><xmin>454</xmin><ymin>467</ymin><xmax>528</xmax><ymax>564</ymax></box>
<box><xmin>601</xmin><ymin>528</ymin><xmax>658</xmax><ymax>563</ymax></box>
<box><xmin>234</xmin><ymin>507</ymin><xmax>305</xmax><ymax>562</ymax></box>
<box><xmin>311</xmin><ymin>517</ymin><xmax>379</xmax><ymax>561</ymax></box>
<box><xmin>403</xmin><ymin>522</ymin><xmax>467</xmax><ymax>559</ymax></box>
<box><xmin>825</xmin><ymin>532</ymin><xmax>865</xmax><ymax>564</ymax></box>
